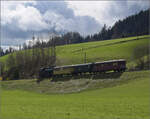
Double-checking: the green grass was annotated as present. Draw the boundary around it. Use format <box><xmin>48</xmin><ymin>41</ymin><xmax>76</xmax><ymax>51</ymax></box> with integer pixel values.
<box><xmin>56</xmin><ymin>35</ymin><xmax>150</xmax><ymax>66</ymax></box>
<box><xmin>1</xmin><ymin>70</ymin><xmax>150</xmax><ymax>119</ymax></box>
<box><xmin>0</xmin><ymin>35</ymin><xmax>150</xmax><ymax>69</ymax></box>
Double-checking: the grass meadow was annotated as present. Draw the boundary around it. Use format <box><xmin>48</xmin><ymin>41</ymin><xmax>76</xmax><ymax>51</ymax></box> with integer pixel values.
<box><xmin>55</xmin><ymin>35</ymin><xmax>150</xmax><ymax>66</ymax></box>
<box><xmin>0</xmin><ymin>35</ymin><xmax>150</xmax><ymax>69</ymax></box>
<box><xmin>0</xmin><ymin>70</ymin><xmax>150</xmax><ymax>119</ymax></box>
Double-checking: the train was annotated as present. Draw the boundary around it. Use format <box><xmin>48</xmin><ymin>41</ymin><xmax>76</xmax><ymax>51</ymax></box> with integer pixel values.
<box><xmin>39</xmin><ymin>59</ymin><xmax>126</xmax><ymax>79</ymax></box>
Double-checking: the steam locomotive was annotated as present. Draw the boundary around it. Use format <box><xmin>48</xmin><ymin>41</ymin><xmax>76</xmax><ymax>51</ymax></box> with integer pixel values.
<box><xmin>39</xmin><ymin>59</ymin><xmax>126</xmax><ymax>79</ymax></box>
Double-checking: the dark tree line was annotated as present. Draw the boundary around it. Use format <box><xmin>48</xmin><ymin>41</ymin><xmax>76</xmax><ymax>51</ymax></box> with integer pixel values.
<box><xmin>0</xmin><ymin>9</ymin><xmax>149</xmax><ymax>56</ymax></box>
<box><xmin>0</xmin><ymin>47</ymin><xmax>16</xmax><ymax>56</ymax></box>
<box><xmin>49</xmin><ymin>9</ymin><xmax>149</xmax><ymax>45</ymax></box>
<box><xmin>30</xmin><ymin>9</ymin><xmax>149</xmax><ymax>47</ymax></box>
<box><xmin>88</xmin><ymin>9</ymin><xmax>149</xmax><ymax>41</ymax></box>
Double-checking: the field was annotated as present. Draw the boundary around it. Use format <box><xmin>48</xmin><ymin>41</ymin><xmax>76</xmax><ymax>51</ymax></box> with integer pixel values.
<box><xmin>1</xmin><ymin>70</ymin><xmax>150</xmax><ymax>119</ymax></box>
<box><xmin>56</xmin><ymin>35</ymin><xmax>150</xmax><ymax>67</ymax></box>
<box><xmin>0</xmin><ymin>35</ymin><xmax>150</xmax><ymax>69</ymax></box>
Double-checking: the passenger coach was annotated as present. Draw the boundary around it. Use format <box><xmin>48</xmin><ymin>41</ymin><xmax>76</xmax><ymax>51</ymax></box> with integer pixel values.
<box><xmin>39</xmin><ymin>59</ymin><xmax>126</xmax><ymax>79</ymax></box>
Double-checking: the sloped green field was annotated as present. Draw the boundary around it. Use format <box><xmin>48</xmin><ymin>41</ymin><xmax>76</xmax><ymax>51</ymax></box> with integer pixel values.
<box><xmin>56</xmin><ymin>35</ymin><xmax>150</xmax><ymax>67</ymax></box>
<box><xmin>1</xmin><ymin>70</ymin><xmax>150</xmax><ymax>119</ymax></box>
<box><xmin>0</xmin><ymin>35</ymin><xmax>149</xmax><ymax>69</ymax></box>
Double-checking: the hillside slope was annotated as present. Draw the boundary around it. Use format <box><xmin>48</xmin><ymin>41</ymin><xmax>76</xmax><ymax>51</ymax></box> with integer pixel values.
<box><xmin>0</xmin><ymin>35</ymin><xmax>149</xmax><ymax>70</ymax></box>
<box><xmin>56</xmin><ymin>35</ymin><xmax>149</xmax><ymax>68</ymax></box>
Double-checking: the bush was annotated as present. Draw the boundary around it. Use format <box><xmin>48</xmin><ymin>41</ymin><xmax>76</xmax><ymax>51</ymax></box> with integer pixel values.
<box><xmin>4</xmin><ymin>67</ymin><xmax>20</xmax><ymax>80</ymax></box>
<box><xmin>132</xmin><ymin>44</ymin><xmax>149</xmax><ymax>70</ymax></box>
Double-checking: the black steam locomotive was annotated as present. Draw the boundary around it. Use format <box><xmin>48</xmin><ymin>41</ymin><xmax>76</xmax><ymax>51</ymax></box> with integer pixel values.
<box><xmin>39</xmin><ymin>59</ymin><xmax>126</xmax><ymax>79</ymax></box>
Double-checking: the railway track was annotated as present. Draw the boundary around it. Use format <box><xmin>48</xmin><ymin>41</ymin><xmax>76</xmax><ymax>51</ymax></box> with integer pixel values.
<box><xmin>50</xmin><ymin>69</ymin><xmax>150</xmax><ymax>82</ymax></box>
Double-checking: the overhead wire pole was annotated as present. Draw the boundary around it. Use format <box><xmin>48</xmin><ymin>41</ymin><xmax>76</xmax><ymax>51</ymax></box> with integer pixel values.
<box><xmin>52</xmin><ymin>37</ymin><xmax>56</xmax><ymax>67</ymax></box>
<box><xmin>82</xmin><ymin>48</ymin><xmax>86</xmax><ymax>64</ymax></box>
<box><xmin>84</xmin><ymin>52</ymin><xmax>86</xmax><ymax>64</ymax></box>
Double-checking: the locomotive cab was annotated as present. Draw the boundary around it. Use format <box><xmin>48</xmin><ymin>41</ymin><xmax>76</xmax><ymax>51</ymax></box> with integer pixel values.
<box><xmin>39</xmin><ymin>68</ymin><xmax>53</xmax><ymax>79</ymax></box>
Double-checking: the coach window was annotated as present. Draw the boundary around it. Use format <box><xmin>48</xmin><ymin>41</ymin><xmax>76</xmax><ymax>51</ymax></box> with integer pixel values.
<box><xmin>101</xmin><ymin>64</ymin><xmax>104</xmax><ymax>67</ymax></box>
<box><xmin>113</xmin><ymin>63</ymin><xmax>117</xmax><ymax>66</ymax></box>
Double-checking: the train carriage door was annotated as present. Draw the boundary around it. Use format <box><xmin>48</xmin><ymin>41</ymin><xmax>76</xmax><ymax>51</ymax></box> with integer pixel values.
<box><xmin>113</xmin><ymin>62</ymin><xmax>118</xmax><ymax>70</ymax></box>
<box><xmin>90</xmin><ymin>63</ymin><xmax>94</xmax><ymax>73</ymax></box>
<box><xmin>101</xmin><ymin>63</ymin><xmax>104</xmax><ymax>71</ymax></box>
<box><xmin>119</xmin><ymin>61</ymin><xmax>126</xmax><ymax>70</ymax></box>
<box><xmin>87</xmin><ymin>64</ymin><xmax>91</xmax><ymax>71</ymax></box>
